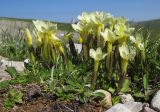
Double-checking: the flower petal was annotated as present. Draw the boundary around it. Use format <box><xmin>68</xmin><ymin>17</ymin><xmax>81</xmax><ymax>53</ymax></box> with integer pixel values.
<box><xmin>89</xmin><ymin>48</ymin><xmax>96</xmax><ymax>59</ymax></box>
<box><xmin>130</xmin><ymin>36</ymin><xmax>136</xmax><ymax>43</ymax></box>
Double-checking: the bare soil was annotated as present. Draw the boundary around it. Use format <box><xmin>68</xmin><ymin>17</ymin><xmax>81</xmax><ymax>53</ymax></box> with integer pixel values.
<box><xmin>0</xmin><ymin>84</ymin><xmax>105</xmax><ymax>112</ymax></box>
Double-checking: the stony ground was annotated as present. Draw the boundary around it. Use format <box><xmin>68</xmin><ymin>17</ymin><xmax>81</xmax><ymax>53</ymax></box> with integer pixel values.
<box><xmin>0</xmin><ymin>84</ymin><xmax>105</xmax><ymax>112</ymax></box>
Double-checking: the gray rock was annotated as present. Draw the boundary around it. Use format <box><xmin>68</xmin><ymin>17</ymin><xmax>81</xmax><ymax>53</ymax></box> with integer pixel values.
<box><xmin>124</xmin><ymin>101</ymin><xmax>143</xmax><ymax>112</ymax></box>
<box><xmin>143</xmin><ymin>103</ymin><xmax>150</xmax><ymax>108</ymax></box>
<box><xmin>106</xmin><ymin>103</ymin><xmax>131</xmax><ymax>112</ymax></box>
<box><xmin>0</xmin><ymin>69</ymin><xmax>11</xmax><ymax>82</ymax></box>
<box><xmin>143</xmin><ymin>107</ymin><xmax>157</xmax><ymax>112</ymax></box>
<box><xmin>119</xmin><ymin>94</ymin><xmax>134</xmax><ymax>103</ymax></box>
<box><xmin>151</xmin><ymin>90</ymin><xmax>160</xmax><ymax>111</ymax></box>
<box><xmin>0</xmin><ymin>60</ymin><xmax>25</xmax><ymax>72</ymax></box>
<box><xmin>74</xmin><ymin>44</ymin><xmax>82</xmax><ymax>54</ymax></box>
<box><xmin>106</xmin><ymin>101</ymin><xmax>143</xmax><ymax>112</ymax></box>
<box><xmin>93</xmin><ymin>89</ymin><xmax>112</xmax><ymax>108</ymax></box>
<box><xmin>0</xmin><ymin>55</ymin><xmax>9</xmax><ymax>61</ymax></box>
<box><xmin>66</xmin><ymin>43</ymin><xmax>82</xmax><ymax>54</ymax></box>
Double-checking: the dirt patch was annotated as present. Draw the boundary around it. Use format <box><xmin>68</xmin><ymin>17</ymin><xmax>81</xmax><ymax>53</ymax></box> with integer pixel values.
<box><xmin>0</xmin><ymin>84</ymin><xmax>106</xmax><ymax>112</ymax></box>
<box><xmin>0</xmin><ymin>97</ymin><xmax>104</xmax><ymax>112</ymax></box>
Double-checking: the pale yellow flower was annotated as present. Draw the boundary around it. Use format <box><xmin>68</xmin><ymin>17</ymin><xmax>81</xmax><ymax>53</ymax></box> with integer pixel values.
<box><xmin>25</xmin><ymin>28</ymin><xmax>32</xmax><ymax>47</ymax></box>
<box><xmin>119</xmin><ymin>44</ymin><xmax>136</xmax><ymax>60</ymax></box>
<box><xmin>101</xmin><ymin>29</ymin><xmax>117</xmax><ymax>43</ymax></box>
<box><xmin>90</xmin><ymin>48</ymin><xmax>107</xmax><ymax>61</ymax></box>
<box><xmin>130</xmin><ymin>35</ymin><xmax>144</xmax><ymax>51</ymax></box>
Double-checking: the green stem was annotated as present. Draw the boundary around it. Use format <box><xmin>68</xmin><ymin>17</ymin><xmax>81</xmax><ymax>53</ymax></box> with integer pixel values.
<box><xmin>142</xmin><ymin>58</ymin><xmax>149</xmax><ymax>98</ymax></box>
<box><xmin>82</xmin><ymin>43</ymin><xmax>89</xmax><ymax>62</ymax></box>
<box><xmin>96</xmin><ymin>27</ymin><xmax>101</xmax><ymax>48</ymax></box>
<box><xmin>91</xmin><ymin>61</ymin><xmax>99</xmax><ymax>89</ymax></box>
<box><xmin>117</xmin><ymin>72</ymin><xmax>126</xmax><ymax>92</ymax></box>
<box><xmin>117</xmin><ymin>59</ymin><xmax>128</xmax><ymax>92</ymax></box>
<box><xmin>106</xmin><ymin>42</ymin><xmax>113</xmax><ymax>80</ymax></box>
<box><xmin>121</xmin><ymin>59</ymin><xmax>128</xmax><ymax>75</ymax></box>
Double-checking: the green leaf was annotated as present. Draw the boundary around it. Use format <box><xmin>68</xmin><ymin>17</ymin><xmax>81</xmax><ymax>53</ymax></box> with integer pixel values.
<box><xmin>143</xmin><ymin>74</ymin><xmax>149</xmax><ymax>90</ymax></box>
<box><xmin>108</xmin><ymin>87</ymin><xmax>115</xmax><ymax>94</ymax></box>
<box><xmin>8</xmin><ymin>89</ymin><xmax>23</xmax><ymax>104</ymax></box>
<box><xmin>5</xmin><ymin>67</ymin><xmax>18</xmax><ymax>78</ymax></box>
<box><xmin>65</xmin><ymin>85</ymin><xmax>75</xmax><ymax>92</ymax></box>
<box><xmin>56</xmin><ymin>87</ymin><xmax>63</xmax><ymax>94</ymax></box>
<box><xmin>121</xmin><ymin>78</ymin><xmax>131</xmax><ymax>93</ymax></box>
<box><xmin>66</xmin><ymin>80</ymin><xmax>75</xmax><ymax>86</ymax></box>
<box><xmin>10</xmin><ymin>75</ymin><xmax>28</xmax><ymax>84</ymax></box>
<box><xmin>4</xmin><ymin>98</ymin><xmax>15</xmax><ymax>108</ymax></box>
<box><xmin>0</xmin><ymin>80</ymin><xmax>10</xmax><ymax>91</ymax></box>
<box><xmin>112</xmin><ymin>96</ymin><xmax>120</xmax><ymax>105</ymax></box>
<box><xmin>13</xmin><ymin>94</ymin><xmax>23</xmax><ymax>104</ymax></box>
<box><xmin>134</xmin><ymin>92</ymin><xmax>145</xmax><ymax>98</ymax></box>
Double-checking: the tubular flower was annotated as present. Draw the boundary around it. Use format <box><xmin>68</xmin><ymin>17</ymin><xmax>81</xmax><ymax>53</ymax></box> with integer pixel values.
<box><xmin>90</xmin><ymin>48</ymin><xmax>107</xmax><ymax>88</ymax></box>
<box><xmin>77</xmin><ymin>12</ymin><xmax>92</xmax><ymax>23</ymax></box>
<box><xmin>101</xmin><ymin>29</ymin><xmax>118</xmax><ymax>80</ymax></box>
<box><xmin>118</xmin><ymin>44</ymin><xmax>136</xmax><ymax>90</ymax></box>
<box><xmin>33</xmin><ymin>20</ymin><xmax>57</xmax><ymax>33</ymax></box>
<box><xmin>27</xmin><ymin>20</ymin><xmax>66</xmax><ymax>64</ymax></box>
<box><xmin>72</xmin><ymin>12</ymin><xmax>92</xmax><ymax>36</ymax></box>
<box><xmin>72</xmin><ymin>12</ymin><xmax>93</xmax><ymax>61</ymax></box>
<box><xmin>130</xmin><ymin>35</ymin><xmax>144</xmax><ymax>51</ymax></box>
<box><xmin>101</xmin><ymin>29</ymin><xmax>117</xmax><ymax>43</ymax></box>
<box><xmin>119</xmin><ymin>44</ymin><xmax>136</xmax><ymax>74</ymax></box>
<box><xmin>90</xmin><ymin>12</ymin><xmax>113</xmax><ymax>28</ymax></box>
<box><xmin>89</xmin><ymin>48</ymin><xmax>107</xmax><ymax>61</ymax></box>
<box><xmin>90</xmin><ymin>12</ymin><xmax>113</xmax><ymax>47</ymax></box>
<box><xmin>119</xmin><ymin>44</ymin><xmax>136</xmax><ymax>61</ymax></box>
<box><xmin>25</xmin><ymin>28</ymin><xmax>32</xmax><ymax>47</ymax></box>
<box><xmin>114</xmin><ymin>18</ymin><xmax>135</xmax><ymax>44</ymax></box>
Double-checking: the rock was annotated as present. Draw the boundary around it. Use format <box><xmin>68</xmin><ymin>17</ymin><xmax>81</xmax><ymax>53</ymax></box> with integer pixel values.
<box><xmin>66</xmin><ymin>43</ymin><xmax>82</xmax><ymax>54</ymax></box>
<box><xmin>106</xmin><ymin>103</ymin><xmax>131</xmax><ymax>112</ymax></box>
<box><xmin>142</xmin><ymin>103</ymin><xmax>150</xmax><ymax>109</ymax></box>
<box><xmin>74</xmin><ymin>44</ymin><xmax>82</xmax><ymax>54</ymax></box>
<box><xmin>124</xmin><ymin>101</ymin><xmax>143</xmax><ymax>112</ymax></box>
<box><xmin>0</xmin><ymin>69</ymin><xmax>11</xmax><ymax>82</ymax></box>
<box><xmin>151</xmin><ymin>90</ymin><xmax>160</xmax><ymax>111</ymax></box>
<box><xmin>93</xmin><ymin>89</ymin><xmax>112</xmax><ymax>108</ymax></box>
<box><xmin>0</xmin><ymin>60</ymin><xmax>25</xmax><ymax>72</ymax></box>
<box><xmin>119</xmin><ymin>94</ymin><xmax>134</xmax><ymax>103</ymax></box>
<box><xmin>0</xmin><ymin>55</ymin><xmax>9</xmax><ymax>61</ymax></box>
<box><xmin>106</xmin><ymin>101</ymin><xmax>143</xmax><ymax>112</ymax></box>
<box><xmin>143</xmin><ymin>107</ymin><xmax>157</xmax><ymax>112</ymax></box>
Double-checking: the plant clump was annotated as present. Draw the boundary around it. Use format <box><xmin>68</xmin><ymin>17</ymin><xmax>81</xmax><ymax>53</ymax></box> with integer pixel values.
<box><xmin>0</xmin><ymin>11</ymin><xmax>159</xmax><ymax>110</ymax></box>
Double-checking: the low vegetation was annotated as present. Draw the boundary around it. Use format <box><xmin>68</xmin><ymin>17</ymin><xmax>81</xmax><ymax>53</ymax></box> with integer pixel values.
<box><xmin>0</xmin><ymin>12</ymin><xmax>160</xmax><ymax>110</ymax></box>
